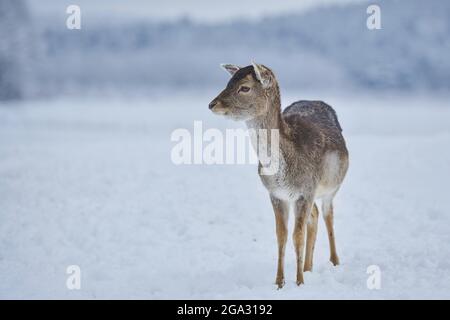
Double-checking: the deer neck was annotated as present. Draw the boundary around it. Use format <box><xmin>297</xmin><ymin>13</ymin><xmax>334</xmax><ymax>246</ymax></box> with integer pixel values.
<box><xmin>245</xmin><ymin>86</ymin><xmax>287</xmax><ymax>172</ymax></box>
<box><xmin>245</xmin><ymin>85</ymin><xmax>285</xmax><ymax>135</ymax></box>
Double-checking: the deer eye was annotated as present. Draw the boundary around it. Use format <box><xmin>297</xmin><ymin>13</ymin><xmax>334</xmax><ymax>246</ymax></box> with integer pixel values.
<box><xmin>238</xmin><ymin>86</ymin><xmax>250</xmax><ymax>93</ymax></box>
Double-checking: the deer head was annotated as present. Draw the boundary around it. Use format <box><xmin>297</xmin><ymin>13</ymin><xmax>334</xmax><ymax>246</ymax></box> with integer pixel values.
<box><xmin>209</xmin><ymin>62</ymin><xmax>275</xmax><ymax>121</ymax></box>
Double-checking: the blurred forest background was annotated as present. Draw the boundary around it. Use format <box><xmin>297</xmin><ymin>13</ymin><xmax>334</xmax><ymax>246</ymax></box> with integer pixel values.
<box><xmin>1</xmin><ymin>0</ymin><xmax>449</xmax><ymax>101</ymax></box>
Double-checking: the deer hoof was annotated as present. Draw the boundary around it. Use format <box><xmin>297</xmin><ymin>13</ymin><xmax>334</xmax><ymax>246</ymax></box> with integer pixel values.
<box><xmin>275</xmin><ymin>278</ymin><xmax>285</xmax><ymax>289</ymax></box>
<box><xmin>330</xmin><ymin>255</ymin><xmax>340</xmax><ymax>266</ymax></box>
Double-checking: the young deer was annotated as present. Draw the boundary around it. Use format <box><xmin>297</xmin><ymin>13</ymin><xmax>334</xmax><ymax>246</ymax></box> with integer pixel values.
<box><xmin>209</xmin><ymin>62</ymin><xmax>349</xmax><ymax>288</ymax></box>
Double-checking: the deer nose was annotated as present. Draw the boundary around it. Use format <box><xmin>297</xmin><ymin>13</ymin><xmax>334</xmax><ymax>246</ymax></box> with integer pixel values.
<box><xmin>209</xmin><ymin>99</ymin><xmax>218</xmax><ymax>110</ymax></box>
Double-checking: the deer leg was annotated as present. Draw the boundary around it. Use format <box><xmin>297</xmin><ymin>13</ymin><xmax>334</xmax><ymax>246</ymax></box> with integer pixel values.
<box><xmin>293</xmin><ymin>197</ymin><xmax>313</xmax><ymax>285</ymax></box>
<box><xmin>270</xmin><ymin>196</ymin><xmax>289</xmax><ymax>289</ymax></box>
<box><xmin>304</xmin><ymin>202</ymin><xmax>319</xmax><ymax>272</ymax></box>
<box><xmin>322</xmin><ymin>197</ymin><xmax>339</xmax><ymax>266</ymax></box>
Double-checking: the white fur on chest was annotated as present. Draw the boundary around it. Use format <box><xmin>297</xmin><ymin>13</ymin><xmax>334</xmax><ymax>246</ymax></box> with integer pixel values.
<box><xmin>271</xmin><ymin>185</ymin><xmax>301</xmax><ymax>202</ymax></box>
<box><xmin>263</xmin><ymin>160</ymin><xmax>302</xmax><ymax>202</ymax></box>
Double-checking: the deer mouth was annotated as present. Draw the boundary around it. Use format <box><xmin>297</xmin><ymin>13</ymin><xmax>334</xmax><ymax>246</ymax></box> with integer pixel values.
<box><xmin>211</xmin><ymin>107</ymin><xmax>228</xmax><ymax>115</ymax></box>
<box><xmin>210</xmin><ymin>103</ymin><xmax>231</xmax><ymax>115</ymax></box>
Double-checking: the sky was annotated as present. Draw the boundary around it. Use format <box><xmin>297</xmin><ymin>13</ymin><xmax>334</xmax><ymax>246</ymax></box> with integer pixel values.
<box><xmin>29</xmin><ymin>0</ymin><xmax>369</xmax><ymax>22</ymax></box>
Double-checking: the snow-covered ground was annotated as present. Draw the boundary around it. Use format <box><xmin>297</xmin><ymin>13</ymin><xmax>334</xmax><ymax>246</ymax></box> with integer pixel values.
<box><xmin>0</xmin><ymin>92</ymin><xmax>449</xmax><ymax>299</ymax></box>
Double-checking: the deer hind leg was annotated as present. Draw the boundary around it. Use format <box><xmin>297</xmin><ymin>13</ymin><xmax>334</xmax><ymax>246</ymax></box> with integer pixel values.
<box><xmin>304</xmin><ymin>202</ymin><xmax>319</xmax><ymax>272</ymax></box>
<box><xmin>322</xmin><ymin>197</ymin><xmax>339</xmax><ymax>266</ymax></box>
<box><xmin>270</xmin><ymin>196</ymin><xmax>289</xmax><ymax>289</ymax></box>
<box><xmin>293</xmin><ymin>197</ymin><xmax>313</xmax><ymax>285</ymax></box>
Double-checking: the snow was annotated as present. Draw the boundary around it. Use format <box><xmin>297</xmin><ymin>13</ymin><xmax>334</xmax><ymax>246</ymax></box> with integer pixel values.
<box><xmin>1</xmin><ymin>92</ymin><xmax>450</xmax><ymax>299</ymax></box>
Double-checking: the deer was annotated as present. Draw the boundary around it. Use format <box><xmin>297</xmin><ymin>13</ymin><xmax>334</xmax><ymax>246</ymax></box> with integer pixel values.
<box><xmin>208</xmin><ymin>62</ymin><xmax>349</xmax><ymax>288</ymax></box>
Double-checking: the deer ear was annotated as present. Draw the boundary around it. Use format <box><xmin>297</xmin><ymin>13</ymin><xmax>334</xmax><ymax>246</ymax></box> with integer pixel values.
<box><xmin>251</xmin><ymin>61</ymin><xmax>271</xmax><ymax>88</ymax></box>
<box><xmin>220</xmin><ymin>64</ymin><xmax>240</xmax><ymax>76</ymax></box>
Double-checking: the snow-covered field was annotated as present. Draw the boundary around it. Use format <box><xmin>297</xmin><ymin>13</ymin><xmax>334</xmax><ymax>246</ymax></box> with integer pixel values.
<box><xmin>0</xmin><ymin>92</ymin><xmax>449</xmax><ymax>299</ymax></box>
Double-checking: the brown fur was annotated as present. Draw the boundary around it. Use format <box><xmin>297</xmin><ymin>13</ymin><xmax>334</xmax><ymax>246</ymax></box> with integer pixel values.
<box><xmin>210</xmin><ymin>63</ymin><xmax>349</xmax><ymax>287</ymax></box>
<box><xmin>271</xmin><ymin>196</ymin><xmax>288</xmax><ymax>289</ymax></box>
<box><xmin>304</xmin><ymin>203</ymin><xmax>319</xmax><ymax>272</ymax></box>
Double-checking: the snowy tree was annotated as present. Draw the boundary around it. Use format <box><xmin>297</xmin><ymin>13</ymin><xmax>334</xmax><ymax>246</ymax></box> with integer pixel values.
<box><xmin>0</xmin><ymin>0</ymin><xmax>32</xmax><ymax>101</ymax></box>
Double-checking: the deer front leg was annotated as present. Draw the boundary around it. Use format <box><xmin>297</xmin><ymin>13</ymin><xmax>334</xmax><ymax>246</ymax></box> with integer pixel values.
<box><xmin>270</xmin><ymin>196</ymin><xmax>289</xmax><ymax>289</ymax></box>
<box><xmin>293</xmin><ymin>196</ymin><xmax>313</xmax><ymax>285</ymax></box>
